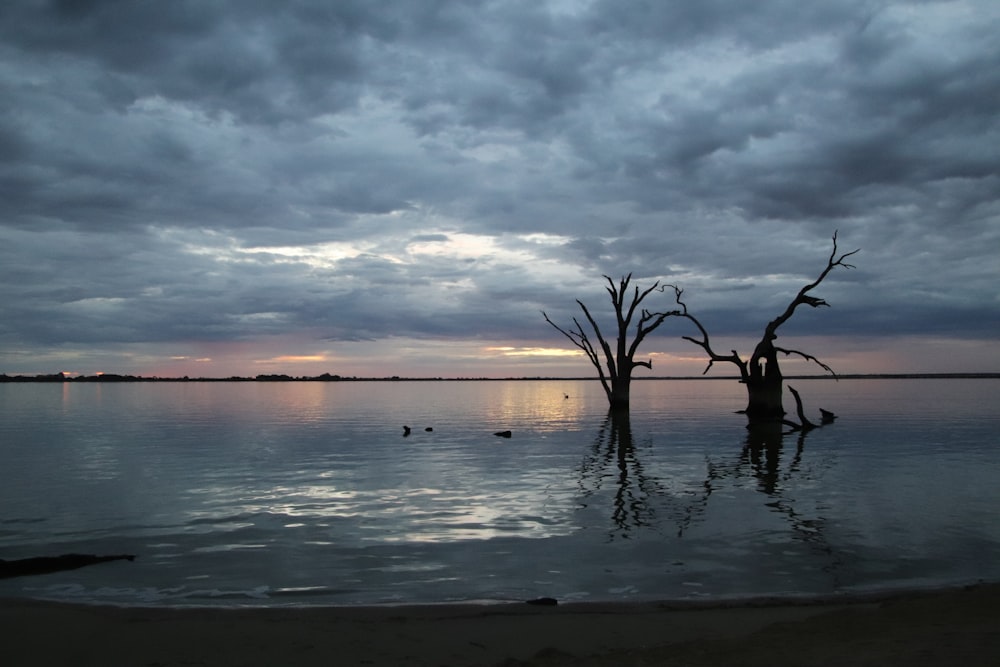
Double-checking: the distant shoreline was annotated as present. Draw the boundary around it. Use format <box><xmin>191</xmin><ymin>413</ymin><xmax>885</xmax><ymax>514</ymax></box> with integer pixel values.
<box><xmin>3</xmin><ymin>372</ymin><xmax>999</xmax><ymax>383</ymax></box>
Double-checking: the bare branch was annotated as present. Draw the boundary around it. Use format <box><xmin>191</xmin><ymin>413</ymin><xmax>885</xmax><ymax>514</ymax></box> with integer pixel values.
<box><xmin>543</xmin><ymin>311</ymin><xmax>591</xmax><ymax>358</ymax></box>
<box><xmin>603</xmin><ymin>274</ymin><xmax>626</xmax><ymax>316</ymax></box>
<box><xmin>764</xmin><ymin>230</ymin><xmax>860</xmax><ymax>339</ymax></box>
<box><xmin>787</xmin><ymin>385</ymin><xmax>817</xmax><ymax>430</ymax></box>
<box><xmin>543</xmin><ymin>309</ymin><xmax>612</xmax><ymax>398</ymax></box>
<box><xmin>668</xmin><ymin>285</ymin><xmax>748</xmax><ymax>379</ymax></box>
<box><xmin>773</xmin><ymin>346</ymin><xmax>838</xmax><ymax>378</ymax></box>
<box><xmin>626</xmin><ymin>305</ymin><xmax>677</xmax><ymax>362</ymax></box>
<box><xmin>544</xmin><ymin>273</ymin><xmax>679</xmax><ymax>409</ymax></box>
<box><xmin>576</xmin><ymin>298</ymin><xmax>617</xmax><ymax>381</ymax></box>
<box><xmin>626</xmin><ymin>279</ymin><xmax>665</xmax><ymax>326</ymax></box>
<box><xmin>658</xmin><ymin>233</ymin><xmax>857</xmax><ymax>424</ymax></box>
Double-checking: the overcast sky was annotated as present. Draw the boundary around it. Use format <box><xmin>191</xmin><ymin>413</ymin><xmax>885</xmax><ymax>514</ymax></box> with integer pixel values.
<box><xmin>1</xmin><ymin>0</ymin><xmax>997</xmax><ymax>379</ymax></box>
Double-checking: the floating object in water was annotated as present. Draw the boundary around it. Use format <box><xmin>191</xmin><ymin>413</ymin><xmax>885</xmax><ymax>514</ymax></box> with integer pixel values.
<box><xmin>403</xmin><ymin>425</ymin><xmax>411</xmax><ymax>436</ymax></box>
<box><xmin>424</xmin><ymin>427</ymin><xmax>433</xmax><ymax>432</ymax></box>
<box><xmin>525</xmin><ymin>597</ymin><xmax>558</xmax><ymax>606</ymax></box>
<box><xmin>0</xmin><ymin>553</ymin><xmax>135</xmax><ymax>579</ymax></box>
<box><xmin>494</xmin><ymin>430</ymin><xmax>512</xmax><ymax>438</ymax></box>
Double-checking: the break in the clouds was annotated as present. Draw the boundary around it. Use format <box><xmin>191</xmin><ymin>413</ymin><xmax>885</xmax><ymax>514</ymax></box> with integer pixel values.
<box><xmin>1</xmin><ymin>0</ymin><xmax>998</xmax><ymax>377</ymax></box>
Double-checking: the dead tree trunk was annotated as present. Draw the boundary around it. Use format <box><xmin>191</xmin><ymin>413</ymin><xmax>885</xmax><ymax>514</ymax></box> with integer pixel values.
<box><xmin>544</xmin><ymin>274</ymin><xmax>673</xmax><ymax>412</ymax></box>
<box><xmin>744</xmin><ymin>333</ymin><xmax>786</xmax><ymax>423</ymax></box>
<box><xmin>669</xmin><ymin>232</ymin><xmax>859</xmax><ymax>429</ymax></box>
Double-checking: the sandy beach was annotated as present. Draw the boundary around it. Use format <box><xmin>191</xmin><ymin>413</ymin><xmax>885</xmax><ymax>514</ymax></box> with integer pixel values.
<box><xmin>2</xmin><ymin>583</ymin><xmax>998</xmax><ymax>666</ymax></box>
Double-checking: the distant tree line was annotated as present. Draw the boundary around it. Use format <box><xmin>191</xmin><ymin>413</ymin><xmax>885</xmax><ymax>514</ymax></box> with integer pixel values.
<box><xmin>0</xmin><ymin>373</ymin><xmax>355</xmax><ymax>383</ymax></box>
<box><xmin>0</xmin><ymin>373</ymin><xmax>565</xmax><ymax>383</ymax></box>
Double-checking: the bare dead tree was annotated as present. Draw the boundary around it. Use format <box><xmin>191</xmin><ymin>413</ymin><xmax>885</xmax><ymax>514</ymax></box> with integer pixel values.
<box><xmin>543</xmin><ymin>274</ymin><xmax>674</xmax><ymax>411</ymax></box>
<box><xmin>668</xmin><ymin>232</ymin><xmax>859</xmax><ymax>429</ymax></box>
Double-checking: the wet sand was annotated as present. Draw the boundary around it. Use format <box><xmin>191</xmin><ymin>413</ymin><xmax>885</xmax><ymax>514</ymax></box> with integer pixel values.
<box><xmin>2</xmin><ymin>583</ymin><xmax>998</xmax><ymax>666</ymax></box>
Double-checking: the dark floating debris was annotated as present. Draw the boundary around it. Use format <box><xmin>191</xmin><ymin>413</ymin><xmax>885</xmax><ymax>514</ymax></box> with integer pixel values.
<box><xmin>525</xmin><ymin>597</ymin><xmax>558</xmax><ymax>606</ymax></box>
<box><xmin>402</xmin><ymin>425</ymin><xmax>411</xmax><ymax>437</ymax></box>
<box><xmin>424</xmin><ymin>427</ymin><xmax>433</xmax><ymax>432</ymax></box>
<box><xmin>493</xmin><ymin>430</ymin><xmax>512</xmax><ymax>438</ymax></box>
<box><xmin>0</xmin><ymin>553</ymin><xmax>136</xmax><ymax>579</ymax></box>
<box><xmin>820</xmin><ymin>408</ymin><xmax>838</xmax><ymax>424</ymax></box>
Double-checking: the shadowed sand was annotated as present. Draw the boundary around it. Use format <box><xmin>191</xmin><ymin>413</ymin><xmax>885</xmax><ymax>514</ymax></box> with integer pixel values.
<box><xmin>2</xmin><ymin>584</ymin><xmax>998</xmax><ymax>666</ymax></box>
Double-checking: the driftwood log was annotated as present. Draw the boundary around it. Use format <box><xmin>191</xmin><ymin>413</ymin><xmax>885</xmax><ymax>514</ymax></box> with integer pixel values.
<box><xmin>0</xmin><ymin>553</ymin><xmax>135</xmax><ymax>579</ymax></box>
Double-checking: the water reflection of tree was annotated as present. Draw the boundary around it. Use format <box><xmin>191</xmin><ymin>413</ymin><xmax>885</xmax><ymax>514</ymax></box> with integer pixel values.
<box><xmin>582</xmin><ymin>411</ymin><xmax>653</xmax><ymax>535</ymax></box>
<box><xmin>736</xmin><ymin>423</ymin><xmax>807</xmax><ymax>496</ymax></box>
<box><xmin>578</xmin><ymin>411</ymin><xmax>711</xmax><ymax>539</ymax></box>
<box><xmin>708</xmin><ymin>424</ymin><xmax>846</xmax><ymax>582</ymax></box>
<box><xmin>579</xmin><ymin>414</ymin><xmax>845</xmax><ymax>582</ymax></box>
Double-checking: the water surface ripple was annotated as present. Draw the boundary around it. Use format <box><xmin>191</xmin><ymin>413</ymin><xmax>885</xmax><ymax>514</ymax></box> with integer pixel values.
<box><xmin>1</xmin><ymin>378</ymin><xmax>998</xmax><ymax>606</ymax></box>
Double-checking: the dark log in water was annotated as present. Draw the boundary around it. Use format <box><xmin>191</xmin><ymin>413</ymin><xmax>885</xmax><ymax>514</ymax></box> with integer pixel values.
<box><xmin>0</xmin><ymin>553</ymin><xmax>135</xmax><ymax>579</ymax></box>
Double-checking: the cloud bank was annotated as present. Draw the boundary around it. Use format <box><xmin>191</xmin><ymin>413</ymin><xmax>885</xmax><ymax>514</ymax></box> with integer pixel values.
<box><xmin>1</xmin><ymin>0</ymin><xmax>997</xmax><ymax>377</ymax></box>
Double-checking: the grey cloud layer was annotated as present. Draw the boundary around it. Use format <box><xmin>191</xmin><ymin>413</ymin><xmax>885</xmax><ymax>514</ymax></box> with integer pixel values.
<box><xmin>1</xmin><ymin>0</ymin><xmax>998</xmax><ymax>366</ymax></box>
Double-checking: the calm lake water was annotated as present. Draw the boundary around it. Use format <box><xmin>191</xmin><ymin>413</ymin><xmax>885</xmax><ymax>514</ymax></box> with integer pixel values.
<box><xmin>1</xmin><ymin>378</ymin><xmax>998</xmax><ymax>607</ymax></box>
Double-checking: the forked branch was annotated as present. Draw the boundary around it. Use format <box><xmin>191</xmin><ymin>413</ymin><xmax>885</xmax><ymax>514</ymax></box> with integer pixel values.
<box><xmin>763</xmin><ymin>230</ymin><xmax>860</xmax><ymax>339</ymax></box>
<box><xmin>667</xmin><ymin>285</ymin><xmax>748</xmax><ymax>379</ymax></box>
<box><xmin>774</xmin><ymin>346</ymin><xmax>837</xmax><ymax>378</ymax></box>
<box><xmin>542</xmin><ymin>309</ymin><xmax>612</xmax><ymax>397</ymax></box>
<box><xmin>544</xmin><ymin>273</ymin><xmax>678</xmax><ymax>409</ymax></box>
<box><xmin>667</xmin><ymin>231</ymin><xmax>859</xmax><ymax>428</ymax></box>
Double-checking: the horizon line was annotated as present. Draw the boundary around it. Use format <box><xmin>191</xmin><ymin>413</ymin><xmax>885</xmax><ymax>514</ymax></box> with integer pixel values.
<box><xmin>3</xmin><ymin>371</ymin><xmax>999</xmax><ymax>383</ymax></box>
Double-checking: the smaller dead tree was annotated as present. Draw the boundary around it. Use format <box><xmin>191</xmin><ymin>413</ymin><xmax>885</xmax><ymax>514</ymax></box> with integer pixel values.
<box><xmin>669</xmin><ymin>232</ymin><xmax>859</xmax><ymax>430</ymax></box>
<box><xmin>544</xmin><ymin>274</ymin><xmax>673</xmax><ymax>412</ymax></box>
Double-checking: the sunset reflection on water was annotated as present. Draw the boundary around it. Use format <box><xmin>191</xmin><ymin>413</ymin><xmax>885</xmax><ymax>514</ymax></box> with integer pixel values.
<box><xmin>1</xmin><ymin>378</ymin><xmax>998</xmax><ymax>606</ymax></box>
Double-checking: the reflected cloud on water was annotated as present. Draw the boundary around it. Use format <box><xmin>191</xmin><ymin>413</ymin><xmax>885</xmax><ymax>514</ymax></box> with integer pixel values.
<box><xmin>3</xmin><ymin>379</ymin><xmax>998</xmax><ymax>606</ymax></box>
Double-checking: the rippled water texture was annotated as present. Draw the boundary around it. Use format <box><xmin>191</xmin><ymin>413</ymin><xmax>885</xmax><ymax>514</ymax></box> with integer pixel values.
<box><xmin>1</xmin><ymin>378</ymin><xmax>998</xmax><ymax>606</ymax></box>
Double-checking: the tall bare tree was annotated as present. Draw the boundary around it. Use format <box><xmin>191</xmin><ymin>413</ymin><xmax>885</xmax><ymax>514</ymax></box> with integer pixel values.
<box><xmin>669</xmin><ymin>232</ymin><xmax>859</xmax><ymax>429</ymax></box>
<box><xmin>544</xmin><ymin>274</ymin><xmax>673</xmax><ymax>411</ymax></box>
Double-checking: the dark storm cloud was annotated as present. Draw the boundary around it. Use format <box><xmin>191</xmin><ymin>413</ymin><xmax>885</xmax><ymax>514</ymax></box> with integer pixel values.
<box><xmin>1</xmin><ymin>0</ymin><xmax>373</xmax><ymax>122</ymax></box>
<box><xmin>1</xmin><ymin>0</ymin><xmax>998</xmax><ymax>374</ymax></box>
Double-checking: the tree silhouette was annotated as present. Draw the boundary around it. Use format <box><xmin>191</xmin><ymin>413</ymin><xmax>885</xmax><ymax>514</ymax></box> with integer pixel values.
<box><xmin>669</xmin><ymin>232</ymin><xmax>859</xmax><ymax>430</ymax></box>
<box><xmin>544</xmin><ymin>274</ymin><xmax>674</xmax><ymax>412</ymax></box>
